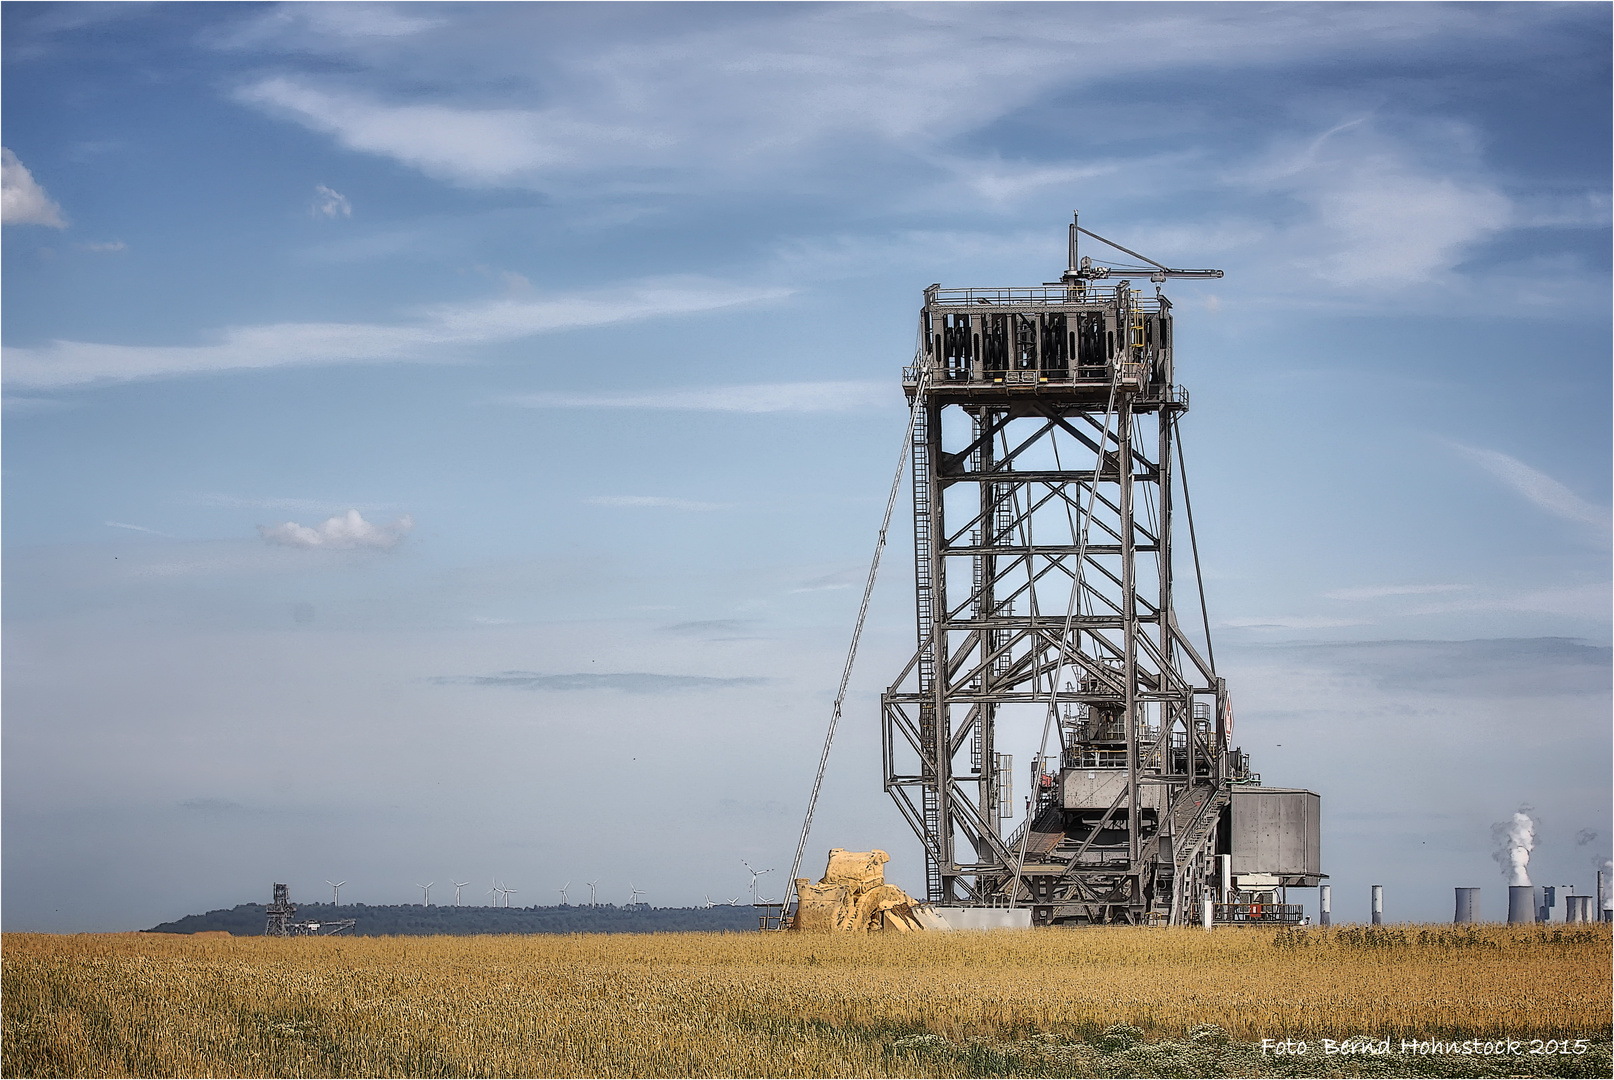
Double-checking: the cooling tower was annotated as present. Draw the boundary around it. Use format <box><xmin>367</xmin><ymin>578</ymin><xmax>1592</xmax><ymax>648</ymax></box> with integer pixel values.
<box><xmin>1454</xmin><ymin>887</ymin><xmax>1479</xmax><ymax>924</ymax></box>
<box><xmin>1507</xmin><ymin>885</ymin><xmax>1534</xmax><ymax>924</ymax></box>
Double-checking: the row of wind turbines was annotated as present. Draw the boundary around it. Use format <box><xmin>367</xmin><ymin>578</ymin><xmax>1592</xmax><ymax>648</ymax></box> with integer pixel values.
<box><xmin>320</xmin><ymin>860</ymin><xmax>777</xmax><ymax>910</ymax></box>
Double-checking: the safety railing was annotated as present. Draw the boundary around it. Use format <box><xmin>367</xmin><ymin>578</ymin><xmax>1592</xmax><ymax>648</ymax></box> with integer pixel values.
<box><xmin>929</xmin><ymin>285</ymin><xmax>1169</xmax><ymax>313</ymax></box>
<box><xmin>1214</xmin><ymin>903</ymin><xmax>1304</xmax><ymax>925</ymax></box>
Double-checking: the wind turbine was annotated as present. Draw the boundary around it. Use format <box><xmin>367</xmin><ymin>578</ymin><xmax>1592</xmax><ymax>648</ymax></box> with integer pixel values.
<box><xmin>703</xmin><ymin>893</ymin><xmax>714</xmax><ymax>909</ymax></box>
<box><xmin>742</xmin><ymin>860</ymin><xmax>774</xmax><ymax>903</ymax></box>
<box><xmin>727</xmin><ymin>896</ymin><xmax>742</xmax><ymax>907</ymax></box>
<box><xmin>586</xmin><ymin>880</ymin><xmax>599</xmax><ymax>908</ymax></box>
<box><xmin>628</xmin><ymin>883</ymin><xmax>645</xmax><ymax>907</ymax></box>
<box><xmin>504</xmin><ymin>886</ymin><xmax>518</xmax><ymax>908</ymax></box>
<box><xmin>557</xmin><ymin>881</ymin><xmax>570</xmax><ymax>905</ymax></box>
<box><xmin>453</xmin><ymin>881</ymin><xmax>470</xmax><ymax>906</ymax></box>
<box><xmin>416</xmin><ymin>881</ymin><xmax>434</xmax><ymax>906</ymax></box>
<box><xmin>489</xmin><ymin>879</ymin><xmax>503</xmax><ymax>907</ymax></box>
<box><xmin>326</xmin><ymin>880</ymin><xmax>346</xmax><ymax>906</ymax></box>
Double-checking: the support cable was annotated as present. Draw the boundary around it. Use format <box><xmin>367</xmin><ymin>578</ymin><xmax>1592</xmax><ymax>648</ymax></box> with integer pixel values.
<box><xmin>782</xmin><ymin>364</ymin><xmax>931</xmax><ymax>921</ymax></box>
<box><xmin>1173</xmin><ymin>418</ymin><xmax>1216</xmax><ymax>673</ymax></box>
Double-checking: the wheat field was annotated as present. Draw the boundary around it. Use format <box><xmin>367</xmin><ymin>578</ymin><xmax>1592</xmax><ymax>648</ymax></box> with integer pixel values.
<box><xmin>4</xmin><ymin>924</ymin><xmax>1610</xmax><ymax>1078</ymax></box>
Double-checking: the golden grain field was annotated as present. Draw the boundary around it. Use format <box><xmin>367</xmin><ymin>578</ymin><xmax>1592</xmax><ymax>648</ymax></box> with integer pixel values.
<box><xmin>4</xmin><ymin>924</ymin><xmax>1610</xmax><ymax>1078</ymax></box>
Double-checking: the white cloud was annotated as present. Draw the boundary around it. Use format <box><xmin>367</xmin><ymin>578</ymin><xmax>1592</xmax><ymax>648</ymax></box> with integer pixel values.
<box><xmin>1244</xmin><ymin>119</ymin><xmax>1512</xmax><ymax>288</ymax></box>
<box><xmin>225</xmin><ymin>6</ymin><xmax>1548</xmax><ymax>194</ymax></box>
<box><xmin>78</xmin><ymin>240</ymin><xmax>126</xmax><ymax>253</ymax></box>
<box><xmin>941</xmin><ymin>157</ymin><xmax>1125</xmax><ymax>207</ymax></box>
<box><xmin>311</xmin><ymin>184</ymin><xmax>351</xmax><ymax>218</ymax></box>
<box><xmin>2</xmin><ymin>148</ymin><xmax>67</xmax><ymax>227</ymax></box>
<box><xmin>238</xmin><ymin>79</ymin><xmax>594</xmax><ymax>187</ymax></box>
<box><xmin>507</xmin><ymin>381</ymin><xmax>887</xmax><ymax>414</ymax></box>
<box><xmin>586</xmin><ymin>496</ymin><xmax>724</xmax><ymax>511</ymax></box>
<box><xmin>1449</xmin><ymin>442</ymin><xmax>1610</xmax><ymax>533</ymax></box>
<box><xmin>258</xmin><ymin>509</ymin><xmax>414</xmax><ymax>550</ymax></box>
<box><xmin>2</xmin><ymin>277</ymin><xmax>789</xmax><ymax>389</ymax></box>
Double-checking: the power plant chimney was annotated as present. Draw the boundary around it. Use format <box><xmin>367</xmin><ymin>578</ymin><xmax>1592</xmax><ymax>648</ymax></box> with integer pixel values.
<box><xmin>1371</xmin><ymin>884</ymin><xmax>1383</xmax><ymax>925</ymax></box>
<box><xmin>1507</xmin><ymin>885</ymin><xmax>1534</xmax><ymax>924</ymax></box>
<box><xmin>1454</xmin><ymin>887</ymin><xmax>1479</xmax><ymax>924</ymax></box>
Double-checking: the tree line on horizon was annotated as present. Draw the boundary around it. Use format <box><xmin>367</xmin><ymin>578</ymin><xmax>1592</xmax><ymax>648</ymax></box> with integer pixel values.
<box><xmin>147</xmin><ymin>902</ymin><xmax>761</xmax><ymax>936</ymax></box>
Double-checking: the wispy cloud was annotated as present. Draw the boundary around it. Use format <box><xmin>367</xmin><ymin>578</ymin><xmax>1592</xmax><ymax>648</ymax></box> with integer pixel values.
<box><xmin>3</xmin><ymin>278</ymin><xmax>789</xmax><ymax>389</ymax></box>
<box><xmin>105</xmin><ymin>521</ymin><xmax>169</xmax><ymax>537</ymax></box>
<box><xmin>1236</xmin><ymin>118</ymin><xmax>1511</xmax><ymax>289</ymax></box>
<box><xmin>238</xmin><ymin>78</ymin><xmax>610</xmax><ymax>187</ymax></box>
<box><xmin>1</xmin><ymin>148</ymin><xmax>66</xmax><ymax>227</ymax></box>
<box><xmin>196</xmin><ymin>493</ymin><xmax>381</xmax><ymax>513</ymax></box>
<box><xmin>1</xmin><ymin>394</ymin><xmax>73</xmax><ymax>415</ymax></box>
<box><xmin>221</xmin><ymin>3</ymin><xmax>445</xmax><ymax>47</ymax></box>
<box><xmin>657</xmin><ymin>619</ymin><xmax>759</xmax><ymax>639</ymax></box>
<box><xmin>226</xmin><ymin>5</ymin><xmax>1556</xmax><ymax>196</ymax></box>
<box><xmin>311</xmin><ymin>184</ymin><xmax>351</xmax><ymax>218</ymax></box>
<box><xmin>586</xmin><ymin>496</ymin><xmax>724</xmax><ymax>511</ymax></box>
<box><xmin>1273</xmin><ymin>582</ymin><xmax>1610</xmax><ymax>624</ymax></box>
<box><xmin>77</xmin><ymin>240</ymin><xmax>126</xmax><ymax>253</ymax></box>
<box><xmin>1323</xmin><ymin>584</ymin><xmax>1472</xmax><ymax>601</ymax></box>
<box><xmin>790</xmin><ymin>568</ymin><xmax>860</xmax><ymax>593</ymax></box>
<box><xmin>506</xmin><ymin>381</ymin><xmax>886</xmax><ymax>414</ymax></box>
<box><xmin>1220</xmin><ymin>616</ymin><xmax>1373</xmax><ymax>630</ymax></box>
<box><xmin>180</xmin><ymin>797</ymin><xmax>249</xmax><ymax>813</ymax></box>
<box><xmin>430</xmin><ymin>671</ymin><xmax>767</xmax><ymax>693</ymax></box>
<box><xmin>1449</xmin><ymin>442</ymin><xmax>1610</xmax><ymax>533</ymax></box>
<box><xmin>258</xmin><ymin>509</ymin><xmax>414</xmax><ymax>550</ymax></box>
<box><xmin>942</xmin><ymin>157</ymin><xmax>1125</xmax><ymax>207</ymax></box>
<box><xmin>1243</xmin><ymin>636</ymin><xmax>1612</xmax><ymax>697</ymax></box>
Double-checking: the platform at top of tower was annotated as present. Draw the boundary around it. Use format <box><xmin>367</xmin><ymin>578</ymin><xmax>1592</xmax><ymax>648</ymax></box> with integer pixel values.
<box><xmin>908</xmin><ymin>279</ymin><xmax>1186</xmax><ymax>411</ymax></box>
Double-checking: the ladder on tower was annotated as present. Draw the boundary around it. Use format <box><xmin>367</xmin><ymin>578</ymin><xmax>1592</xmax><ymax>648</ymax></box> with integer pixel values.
<box><xmin>968</xmin><ymin>417</ymin><xmax>986</xmax><ymax>776</ymax></box>
<box><xmin>911</xmin><ymin>400</ymin><xmax>942</xmax><ymax>902</ymax></box>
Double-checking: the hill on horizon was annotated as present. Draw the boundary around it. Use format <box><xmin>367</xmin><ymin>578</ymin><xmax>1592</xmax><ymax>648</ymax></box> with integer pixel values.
<box><xmin>148</xmin><ymin>901</ymin><xmax>763</xmax><ymax>936</ymax></box>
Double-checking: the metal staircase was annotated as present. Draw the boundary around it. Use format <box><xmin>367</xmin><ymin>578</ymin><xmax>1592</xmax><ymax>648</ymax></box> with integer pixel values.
<box><xmin>1172</xmin><ymin>780</ymin><xmax>1230</xmax><ymax>865</ymax></box>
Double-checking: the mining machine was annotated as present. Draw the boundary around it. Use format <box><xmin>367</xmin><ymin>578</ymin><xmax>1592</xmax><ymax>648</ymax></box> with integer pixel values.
<box><xmin>879</xmin><ymin>214</ymin><xmax>1322</xmax><ymax>926</ymax></box>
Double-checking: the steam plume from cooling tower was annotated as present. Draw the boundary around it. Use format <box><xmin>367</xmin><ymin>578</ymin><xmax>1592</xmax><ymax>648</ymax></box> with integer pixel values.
<box><xmin>1491</xmin><ymin>809</ymin><xmax>1536</xmax><ymax>887</ymax></box>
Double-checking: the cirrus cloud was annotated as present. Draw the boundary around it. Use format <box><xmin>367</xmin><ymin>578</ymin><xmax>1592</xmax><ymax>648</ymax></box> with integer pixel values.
<box><xmin>507</xmin><ymin>380</ymin><xmax>886</xmax><ymax>414</ymax></box>
<box><xmin>1448</xmin><ymin>442</ymin><xmax>1610</xmax><ymax>535</ymax></box>
<box><xmin>2</xmin><ymin>277</ymin><xmax>790</xmax><ymax>390</ymax></box>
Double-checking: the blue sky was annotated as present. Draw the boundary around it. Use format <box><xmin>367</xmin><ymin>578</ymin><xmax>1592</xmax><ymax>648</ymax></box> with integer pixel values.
<box><xmin>4</xmin><ymin>2</ymin><xmax>1609</xmax><ymax>930</ymax></box>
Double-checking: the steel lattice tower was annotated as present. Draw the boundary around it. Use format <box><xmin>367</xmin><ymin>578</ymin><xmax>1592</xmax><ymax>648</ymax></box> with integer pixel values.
<box><xmin>881</xmin><ymin>214</ymin><xmax>1243</xmax><ymax>925</ymax></box>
